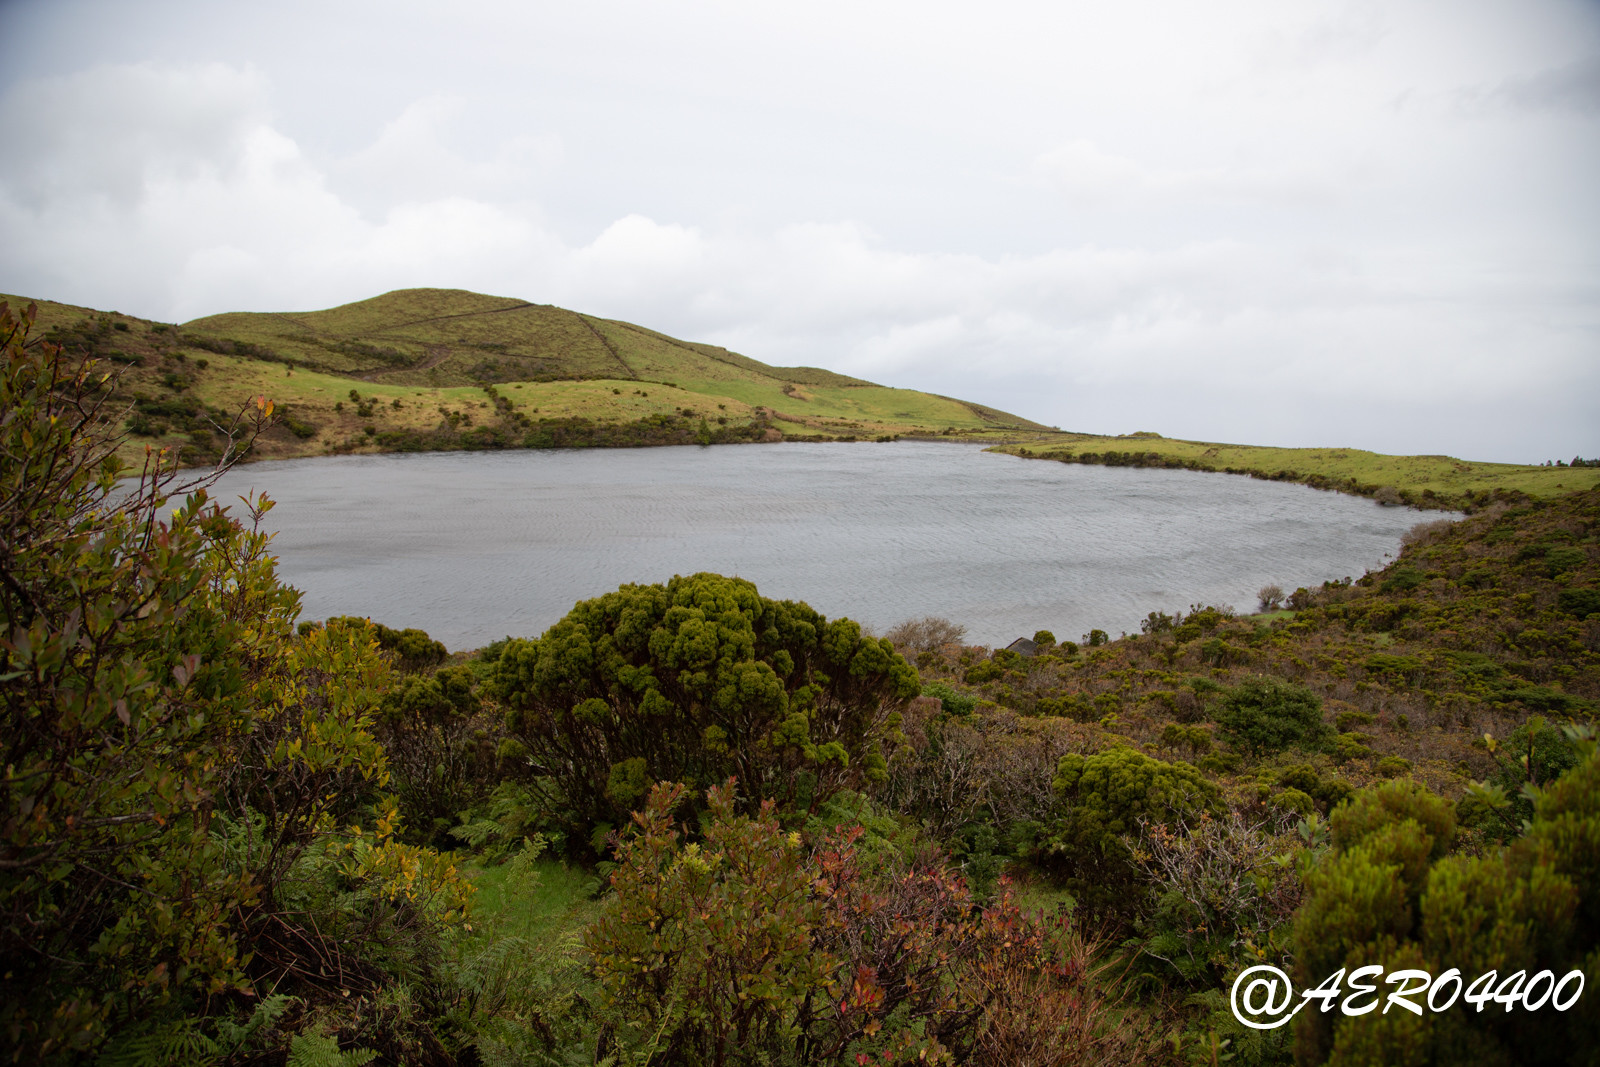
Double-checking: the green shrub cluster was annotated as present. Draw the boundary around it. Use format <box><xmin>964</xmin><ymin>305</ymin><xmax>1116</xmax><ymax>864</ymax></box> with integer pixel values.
<box><xmin>1043</xmin><ymin>747</ymin><xmax>1222</xmax><ymax>913</ymax></box>
<box><xmin>1293</xmin><ymin>751</ymin><xmax>1599</xmax><ymax>1065</ymax></box>
<box><xmin>493</xmin><ymin>572</ymin><xmax>919</xmax><ymax>850</ymax></box>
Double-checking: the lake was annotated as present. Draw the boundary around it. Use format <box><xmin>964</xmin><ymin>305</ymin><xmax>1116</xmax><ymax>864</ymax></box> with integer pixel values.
<box><xmin>206</xmin><ymin>441</ymin><xmax>1437</xmax><ymax>651</ymax></box>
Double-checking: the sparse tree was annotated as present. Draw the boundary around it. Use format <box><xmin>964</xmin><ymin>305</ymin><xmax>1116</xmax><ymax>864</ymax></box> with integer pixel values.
<box><xmin>884</xmin><ymin>615</ymin><xmax>968</xmax><ymax>653</ymax></box>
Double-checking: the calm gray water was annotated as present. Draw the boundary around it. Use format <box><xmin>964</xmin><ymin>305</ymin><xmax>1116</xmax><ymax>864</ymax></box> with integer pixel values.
<box><xmin>206</xmin><ymin>442</ymin><xmax>1436</xmax><ymax>651</ymax></box>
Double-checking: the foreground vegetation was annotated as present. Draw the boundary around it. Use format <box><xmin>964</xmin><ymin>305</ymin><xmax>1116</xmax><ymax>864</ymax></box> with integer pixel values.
<box><xmin>4</xmin><ymin>301</ymin><xmax>1598</xmax><ymax>1065</ymax></box>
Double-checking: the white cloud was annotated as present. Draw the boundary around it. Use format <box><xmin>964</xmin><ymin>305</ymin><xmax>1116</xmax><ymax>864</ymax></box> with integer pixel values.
<box><xmin>1028</xmin><ymin>140</ymin><xmax>1343</xmax><ymax>207</ymax></box>
<box><xmin>0</xmin><ymin>61</ymin><xmax>267</xmax><ymax>210</ymax></box>
<box><xmin>332</xmin><ymin>95</ymin><xmax>561</xmax><ymax>213</ymax></box>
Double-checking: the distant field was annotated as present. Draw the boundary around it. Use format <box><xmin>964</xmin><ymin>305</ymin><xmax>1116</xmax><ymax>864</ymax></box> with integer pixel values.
<box><xmin>993</xmin><ymin>433</ymin><xmax>1600</xmax><ymax>510</ymax></box>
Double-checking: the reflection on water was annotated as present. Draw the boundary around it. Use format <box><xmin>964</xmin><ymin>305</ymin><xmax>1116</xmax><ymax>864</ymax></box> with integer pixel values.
<box><xmin>206</xmin><ymin>441</ymin><xmax>1437</xmax><ymax>651</ymax></box>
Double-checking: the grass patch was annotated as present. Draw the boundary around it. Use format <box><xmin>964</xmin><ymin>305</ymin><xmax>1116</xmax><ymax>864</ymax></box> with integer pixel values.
<box><xmin>463</xmin><ymin>854</ymin><xmax>600</xmax><ymax>940</ymax></box>
<box><xmin>997</xmin><ymin>434</ymin><xmax>1600</xmax><ymax>510</ymax></box>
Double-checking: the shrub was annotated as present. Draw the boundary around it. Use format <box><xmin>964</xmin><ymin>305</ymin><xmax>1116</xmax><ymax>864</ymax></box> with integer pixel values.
<box><xmin>1141</xmin><ymin>610</ymin><xmax>1176</xmax><ymax>634</ymax></box>
<box><xmin>1293</xmin><ymin>754</ymin><xmax>1597</xmax><ymax>1065</ymax></box>
<box><xmin>494</xmin><ymin>573</ymin><xmax>919</xmax><ymax>849</ymax></box>
<box><xmin>1334</xmin><ymin>709</ymin><xmax>1375</xmax><ymax>731</ymax></box>
<box><xmin>883</xmin><ymin>615</ymin><xmax>968</xmax><ymax>652</ymax></box>
<box><xmin>1271</xmin><ymin>787</ymin><xmax>1316</xmax><ymax>815</ymax></box>
<box><xmin>0</xmin><ymin>304</ymin><xmax>471</xmax><ymax>1061</ymax></box>
<box><xmin>1257</xmin><ymin>584</ymin><xmax>1285</xmax><ymax>612</ymax></box>
<box><xmin>1544</xmin><ymin>546</ymin><xmax>1586</xmax><ymax>575</ymax></box>
<box><xmin>1400</xmin><ymin>518</ymin><xmax>1455</xmax><ymax>547</ymax></box>
<box><xmin>1333</xmin><ymin>731</ymin><xmax>1373</xmax><ymax>763</ymax></box>
<box><xmin>1375</xmin><ymin>755</ymin><xmax>1412</xmax><ymax>778</ymax></box>
<box><xmin>1043</xmin><ymin>747</ymin><xmax>1222</xmax><ymax>915</ymax></box>
<box><xmin>1161</xmin><ymin>722</ymin><xmax>1213</xmax><ymax>757</ymax></box>
<box><xmin>1470</xmin><ymin>716</ymin><xmax>1584</xmax><ymax>832</ymax></box>
<box><xmin>372</xmin><ymin>664</ymin><xmax>499</xmax><ymax>845</ymax></box>
<box><xmin>1275</xmin><ymin>764</ymin><xmax>1353</xmax><ymax>812</ymax></box>
<box><xmin>923</xmin><ymin>680</ymin><xmax>978</xmax><ymax>716</ymax></box>
<box><xmin>587</xmin><ymin>780</ymin><xmax>1138</xmax><ymax>1065</ymax></box>
<box><xmin>319</xmin><ymin>618</ymin><xmax>449</xmax><ymax>672</ymax></box>
<box><xmin>964</xmin><ymin>659</ymin><xmax>1005</xmax><ymax>685</ymax></box>
<box><xmin>1557</xmin><ymin>586</ymin><xmax>1600</xmax><ymax>619</ymax></box>
<box><xmin>1379</xmin><ymin>565</ymin><xmax>1426</xmax><ymax>593</ymax></box>
<box><xmin>1198</xmin><ymin>635</ymin><xmax>1247</xmax><ymax>667</ymax></box>
<box><xmin>1133</xmin><ymin>810</ymin><xmax>1302</xmax><ymax>985</ymax></box>
<box><xmin>1211</xmin><ymin>676</ymin><xmax>1329</xmax><ymax>757</ymax></box>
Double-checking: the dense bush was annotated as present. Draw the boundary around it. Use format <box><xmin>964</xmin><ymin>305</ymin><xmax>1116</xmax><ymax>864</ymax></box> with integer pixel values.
<box><xmin>1133</xmin><ymin>810</ymin><xmax>1303</xmax><ymax>986</ymax></box>
<box><xmin>373</xmin><ymin>663</ymin><xmax>502</xmax><ymax>846</ymax></box>
<box><xmin>0</xmin><ymin>303</ymin><xmax>471</xmax><ymax>1062</ymax></box>
<box><xmin>1293</xmin><ymin>752</ymin><xmax>1599</xmax><ymax>1066</ymax></box>
<box><xmin>312</xmin><ymin>617</ymin><xmax>450</xmax><ymax>672</ymax></box>
<box><xmin>1043</xmin><ymin>747</ymin><xmax>1222</xmax><ymax>914</ymax></box>
<box><xmin>1211</xmin><ymin>675</ymin><xmax>1329</xmax><ymax>756</ymax></box>
<box><xmin>493</xmin><ymin>573</ymin><xmax>919</xmax><ymax>848</ymax></box>
<box><xmin>586</xmin><ymin>780</ymin><xmax>1141</xmax><ymax>1065</ymax></box>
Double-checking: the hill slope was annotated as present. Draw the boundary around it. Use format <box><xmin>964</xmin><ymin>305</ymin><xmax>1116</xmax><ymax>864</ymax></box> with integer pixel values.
<box><xmin>3</xmin><ymin>288</ymin><xmax>1050</xmax><ymax>466</ymax></box>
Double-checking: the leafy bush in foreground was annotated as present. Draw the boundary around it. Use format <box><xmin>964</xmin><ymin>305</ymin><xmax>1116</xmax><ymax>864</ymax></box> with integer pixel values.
<box><xmin>493</xmin><ymin>573</ymin><xmax>919</xmax><ymax>847</ymax></box>
<box><xmin>1043</xmin><ymin>747</ymin><xmax>1222</xmax><ymax>915</ymax></box>
<box><xmin>0</xmin><ymin>303</ymin><xmax>471</xmax><ymax>1062</ymax></box>
<box><xmin>1293</xmin><ymin>750</ymin><xmax>1599</xmax><ymax>1066</ymax></box>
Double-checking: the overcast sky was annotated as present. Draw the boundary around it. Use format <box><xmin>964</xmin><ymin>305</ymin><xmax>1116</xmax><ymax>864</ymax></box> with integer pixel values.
<box><xmin>2</xmin><ymin>0</ymin><xmax>1596</xmax><ymax>462</ymax></box>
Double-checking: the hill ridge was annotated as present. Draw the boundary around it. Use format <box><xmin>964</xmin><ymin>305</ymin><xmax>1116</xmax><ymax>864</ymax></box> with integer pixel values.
<box><xmin>2</xmin><ymin>286</ymin><xmax>1048</xmax><ymax>467</ymax></box>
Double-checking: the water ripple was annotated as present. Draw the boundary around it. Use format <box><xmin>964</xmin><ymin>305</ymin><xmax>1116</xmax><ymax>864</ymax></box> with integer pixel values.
<box><xmin>208</xmin><ymin>442</ymin><xmax>1440</xmax><ymax>650</ymax></box>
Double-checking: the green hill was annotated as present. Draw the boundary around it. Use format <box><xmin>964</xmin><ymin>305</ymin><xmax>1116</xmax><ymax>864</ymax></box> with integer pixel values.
<box><xmin>0</xmin><ymin>288</ymin><xmax>1051</xmax><ymax>467</ymax></box>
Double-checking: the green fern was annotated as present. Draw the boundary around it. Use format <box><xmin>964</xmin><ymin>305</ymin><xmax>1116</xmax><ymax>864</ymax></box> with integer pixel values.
<box><xmin>450</xmin><ymin>817</ymin><xmax>505</xmax><ymax>849</ymax></box>
<box><xmin>285</xmin><ymin>1032</ymin><xmax>379</xmax><ymax>1067</ymax></box>
<box><xmin>212</xmin><ymin>993</ymin><xmax>297</xmax><ymax>1055</ymax></box>
<box><xmin>94</xmin><ymin>1021</ymin><xmax>219</xmax><ymax>1067</ymax></box>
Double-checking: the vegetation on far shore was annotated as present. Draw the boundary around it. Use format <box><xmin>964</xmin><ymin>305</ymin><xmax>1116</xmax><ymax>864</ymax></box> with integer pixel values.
<box><xmin>993</xmin><ymin>434</ymin><xmax>1600</xmax><ymax>513</ymax></box>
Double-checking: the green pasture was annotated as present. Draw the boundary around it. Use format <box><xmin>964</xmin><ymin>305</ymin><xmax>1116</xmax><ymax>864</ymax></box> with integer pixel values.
<box><xmin>996</xmin><ymin>433</ymin><xmax>1600</xmax><ymax>505</ymax></box>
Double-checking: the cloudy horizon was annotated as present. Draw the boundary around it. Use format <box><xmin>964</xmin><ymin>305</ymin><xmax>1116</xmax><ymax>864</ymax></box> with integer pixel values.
<box><xmin>2</xmin><ymin>0</ymin><xmax>1596</xmax><ymax>463</ymax></box>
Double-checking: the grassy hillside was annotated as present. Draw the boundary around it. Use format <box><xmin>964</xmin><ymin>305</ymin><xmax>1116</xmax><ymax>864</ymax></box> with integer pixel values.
<box><xmin>993</xmin><ymin>432</ymin><xmax>1600</xmax><ymax>512</ymax></box>
<box><xmin>1</xmin><ymin>288</ymin><xmax>1048</xmax><ymax>468</ymax></box>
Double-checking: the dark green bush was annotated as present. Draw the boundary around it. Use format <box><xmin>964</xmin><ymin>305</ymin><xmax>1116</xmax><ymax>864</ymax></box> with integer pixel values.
<box><xmin>1557</xmin><ymin>586</ymin><xmax>1600</xmax><ymax>618</ymax></box>
<box><xmin>1544</xmin><ymin>546</ymin><xmax>1586</xmax><ymax>575</ymax></box>
<box><xmin>964</xmin><ymin>659</ymin><xmax>1004</xmax><ymax>685</ymax></box>
<box><xmin>1211</xmin><ymin>676</ymin><xmax>1328</xmax><ymax>756</ymax></box>
<box><xmin>923</xmin><ymin>680</ymin><xmax>977</xmax><ymax>716</ymax></box>
<box><xmin>1379</xmin><ymin>565</ymin><xmax>1426</xmax><ymax>593</ymax></box>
